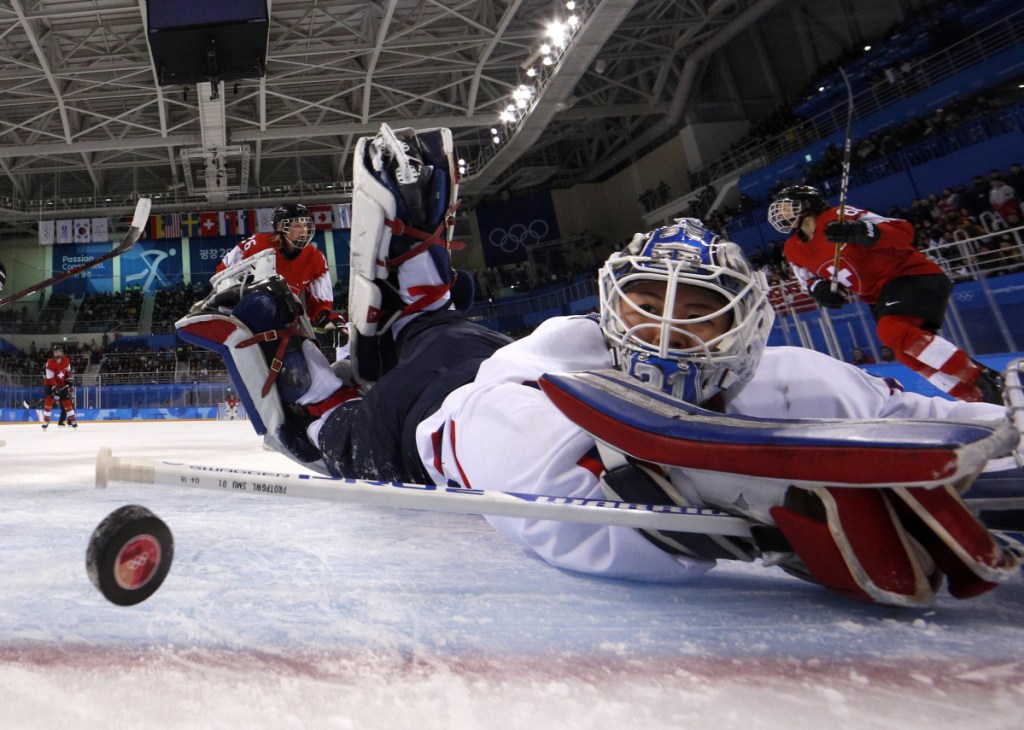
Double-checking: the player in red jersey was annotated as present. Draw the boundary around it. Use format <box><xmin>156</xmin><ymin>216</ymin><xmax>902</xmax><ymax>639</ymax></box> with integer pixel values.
<box><xmin>768</xmin><ymin>185</ymin><xmax>1003</xmax><ymax>404</ymax></box>
<box><xmin>217</xmin><ymin>203</ymin><xmax>342</xmax><ymax>330</ymax></box>
<box><xmin>42</xmin><ymin>345</ymin><xmax>77</xmax><ymax>429</ymax></box>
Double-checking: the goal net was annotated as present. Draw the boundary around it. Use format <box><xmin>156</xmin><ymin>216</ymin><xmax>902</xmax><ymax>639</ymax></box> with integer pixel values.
<box><xmin>216</xmin><ymin>401</ymin><xmax>248</xmax><ymax>420</ymax></box>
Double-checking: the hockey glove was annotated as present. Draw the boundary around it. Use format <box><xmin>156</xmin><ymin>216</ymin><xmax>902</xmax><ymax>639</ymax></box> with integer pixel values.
<box><xmin>808</xmin><ymin>277</ymin><xmax>849</xmax><ymax>309</ymax></box>
<box><xmin>824</xmin><ymin>219</ymin><xmax>879</xmax><ymax>246</ymax></box>
<box><xmin>313</xmin><ymin>310</ymin><xmax>346</xmax><ymax>334</ymax></box>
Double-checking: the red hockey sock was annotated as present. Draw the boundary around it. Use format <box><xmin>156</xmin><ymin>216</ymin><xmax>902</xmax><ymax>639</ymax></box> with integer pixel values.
<box><xmin>877</xmin><ymin>315</ymin><xmax>981</xmax><ymax>396</ymax></box>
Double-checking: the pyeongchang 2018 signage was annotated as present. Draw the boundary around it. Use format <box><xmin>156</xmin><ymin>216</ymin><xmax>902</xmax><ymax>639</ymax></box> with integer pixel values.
<box><xmin>51</xmin><ymin>243</ymin><xmax>116</xmax><ymax>296</ymax></box>
<box><xmin>121</xmin><ymin>240</ymin><xmax>185</xmax><ymax>292</ymax></box>
<box><xmin>476</xmin><ymin>189</ymin><xmax>560</xmax><ymax>267</ymax></box>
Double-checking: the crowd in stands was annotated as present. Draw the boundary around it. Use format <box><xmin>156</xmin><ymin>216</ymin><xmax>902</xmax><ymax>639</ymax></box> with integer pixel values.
<box><xmin>0</xmin><ymin>340</ymin><xmax>91</xmax><ymax>378</ymax></box>
<box><xmin>74</xmin><ymin>289</ymin><xmax>143</xmax><ymax>332</ymax></box>
<box><xmin>748</xmin><ymin>161</ymin><xmax>1024</xmax><ymax>289</ymax></box>
<box><xmin>96</xmin><ymin>346</ymin><xmax>176</xmax><ymax>384</ymax></box>
<box><xmin>152</xmin><ymin>281</ymin><xmax>211</xmax><ymax>328</ymax></box>
<box><xmin>638</xmin><ymin>182</ymin><xmax>672</xmax><ymax>213</ymax></box>
<box><xmin>687</xmin><ymin>0</ymin><xmax>1019</xmax><ymax>191</ymax></box>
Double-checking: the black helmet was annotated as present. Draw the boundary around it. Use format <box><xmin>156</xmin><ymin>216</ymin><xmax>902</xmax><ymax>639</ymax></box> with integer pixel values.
<box><xmin>272</xmin><ymin>203</ymin><xmax>314</xmax><ymax>248</ymax></box>
<box><xmin>767</xmin><ymin>186</ymin><xmax>829</xmax><ymax>234</ymax></box>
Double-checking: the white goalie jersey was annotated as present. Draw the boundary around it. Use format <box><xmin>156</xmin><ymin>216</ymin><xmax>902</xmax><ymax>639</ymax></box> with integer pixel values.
<box><xmin>416</xmin><ymin>315</ymin><xmax>1006</xmax><ymax>583</ymax></box>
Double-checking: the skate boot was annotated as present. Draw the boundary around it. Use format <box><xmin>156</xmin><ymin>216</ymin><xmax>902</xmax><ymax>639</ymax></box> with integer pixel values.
<box><xmin>974</xmin><ymin>366</ymin><xmax>1005</xmax><ymax>406</ymax></box>
<box><xmin>348</xmin><ymin>123</ymin><xmax>461</xmax><ymax>383</ymax></box>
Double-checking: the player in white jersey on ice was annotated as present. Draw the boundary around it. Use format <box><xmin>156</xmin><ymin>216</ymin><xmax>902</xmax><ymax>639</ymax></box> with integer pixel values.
<box><xmin>178</xmin><ymin>124</ymin><xmax>1023</xmax><ymax>608</ymax></box>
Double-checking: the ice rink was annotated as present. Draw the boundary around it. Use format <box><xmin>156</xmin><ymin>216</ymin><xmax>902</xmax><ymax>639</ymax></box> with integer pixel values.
<box><xmin>1</xmin><ymin>418</ymin><xmax>1023</xmax><ymax>729</ymax></box>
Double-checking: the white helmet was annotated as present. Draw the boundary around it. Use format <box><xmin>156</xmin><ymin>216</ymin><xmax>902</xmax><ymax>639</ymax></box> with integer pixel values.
<box><xmin>598</xmin><ymin>218</ymin><xmax>775</xmax><ymax>404</ymax></box>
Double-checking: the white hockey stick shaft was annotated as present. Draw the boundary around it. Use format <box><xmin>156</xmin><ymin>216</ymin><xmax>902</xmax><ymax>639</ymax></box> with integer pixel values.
<box><xmin>95</xmin><ymin>448</ymin><xmax>753</xmax><ymax>538</ymax></box>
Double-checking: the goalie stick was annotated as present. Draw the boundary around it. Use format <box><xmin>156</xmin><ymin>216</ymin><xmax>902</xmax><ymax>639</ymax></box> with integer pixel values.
<box><xmin>0</xmin><ymin>197</ymin><xmax>151</xmax><ymax>308</ymax></box>
<box><xmin>93</xmin><ymin>446</ymin><xmax>1024</xmax><ymax>538</ymax></box>
<box><xmin>94</xmin><ymin>448</ymin><xmax>754</xmax><ymax>537</ymax></box>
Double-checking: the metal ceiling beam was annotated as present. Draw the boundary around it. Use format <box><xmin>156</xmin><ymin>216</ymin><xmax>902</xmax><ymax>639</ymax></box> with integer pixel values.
<box><xmin>462</xmin><ymin>0</ymin><xmax>641</xmax><ymax>196</ymax></box>
<box><xmin>579</xmin><ymin>0</ymin><xmax>785</xmax><ymax>183</ymax></box>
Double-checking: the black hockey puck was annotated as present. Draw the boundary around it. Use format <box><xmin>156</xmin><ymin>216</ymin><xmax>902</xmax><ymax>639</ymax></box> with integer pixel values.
<box><xmin>86</xmin><ymin>505</ymin><xmax>173</xmax><ymax>606</ymax></box>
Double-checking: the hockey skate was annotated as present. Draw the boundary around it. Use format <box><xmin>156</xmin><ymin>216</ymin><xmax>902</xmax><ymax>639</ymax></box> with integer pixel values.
<box><xmin>348</xmin><ymin>123</ymin><xmax>461</xmax><ymax>384</ymax></box>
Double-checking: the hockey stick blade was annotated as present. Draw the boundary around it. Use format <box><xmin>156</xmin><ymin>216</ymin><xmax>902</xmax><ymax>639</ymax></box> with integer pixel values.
<box><xmin>0</xmin><ymin>197</ymin><xmax>151</xmax><ymax>308</ymax></box>
<box><xmin>94</xmin><ymin>448</ymin><xmax>753</xmax><ymax>538</ymax></box>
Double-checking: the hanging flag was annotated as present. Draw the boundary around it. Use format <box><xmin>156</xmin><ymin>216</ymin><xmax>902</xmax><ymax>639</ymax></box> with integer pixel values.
<box><xmin>181</xmin><ymin>212</ymin><xmax>200</xmax><ymax>238</ymax></box>
<box><xmin>310</xmin><ymin>205</ymin><xmax>333</xmax><ymax>230</ymax></box>
<box><xmin>91</xmin><ymin>217</ymin><xmax>110</xmax><ymax>242</ymax></box>
<box><xmin>332</xmin><ymin>203</ymin><xmax>352</xmax><ymax>229</ymax></box>
<box><xmin>199</xmin><ymin>211</ymin><xmax>224</xmax><ymax>237</ymax></box>
<box><xmin>256</xmin><ymin>207</ymin><xmax>275</xmax><ymax>233</ymax></box>
<box><xmin>147</xmin><ymin>214</ymin><xmax>164</xmax><ymax>240</ymax></box>
<box><xmin>56</xmin><ymin>220</ymin><xmax>74</xmax><ymax>244</ymax></box>
<box><xmin>73</xmin><ymin>219</ymin><xmax>91</xmax><ymax>244</ymax></box>
<box><xmin>238</xmin><ymin>209</ymin><xmax>256</xmax><ymax>236</ymax></box>
<box><xmin>39</xmin><ymin>220</ymin><xmax>56</xmax><ymax>246</ymax></box>
<box><xmin>164</xmin><ymin>213</ymin><xmax>182</xmax><ymax>238</ymax></box>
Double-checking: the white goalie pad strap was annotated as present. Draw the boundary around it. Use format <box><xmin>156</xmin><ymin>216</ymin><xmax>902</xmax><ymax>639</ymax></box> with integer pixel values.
<box><xmin>539</xmin><ymin>368</ymin><xmax>1017</xmax><ymax>488</ymax></box>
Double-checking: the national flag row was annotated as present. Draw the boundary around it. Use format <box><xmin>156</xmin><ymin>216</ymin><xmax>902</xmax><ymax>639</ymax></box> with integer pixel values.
<box><xmin>38</xmin><ymin>218</ymin><xmax>111</xmax><ymax>246</ymax></box>
<box><xmin>38</xmin><ymin>203</ymin><xmax>352</xmax><ymax>245</ymax></box>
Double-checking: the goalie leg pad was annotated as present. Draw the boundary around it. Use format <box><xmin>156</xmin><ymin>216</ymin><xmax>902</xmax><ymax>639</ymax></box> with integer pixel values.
<box><xmin>350</xmin><ymin>124</ymin><xmax>459</xmax><ymax>340</ymax></box>
<box><xmin>177</xmin><ymin>287</ymin><xmax>356</xmax><ymax>475</ymax></box>
<box><xmin>770</xmin><ymin>487</ymin><xmax>940</xmax><ymax>607</ymax></box>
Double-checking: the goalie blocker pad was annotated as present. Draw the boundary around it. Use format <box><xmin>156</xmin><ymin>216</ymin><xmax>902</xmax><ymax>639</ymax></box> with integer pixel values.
<box><xmin>538</xmin><ymin>369</ymin><xmax>1017</xmax><ymax>488</ymax></box>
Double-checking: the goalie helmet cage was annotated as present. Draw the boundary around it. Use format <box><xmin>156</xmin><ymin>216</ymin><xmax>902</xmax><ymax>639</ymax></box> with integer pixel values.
<box><xmin>216</xmin><ymin>401</ymin><xmax>248</xmax><ymax>421</ymax></box>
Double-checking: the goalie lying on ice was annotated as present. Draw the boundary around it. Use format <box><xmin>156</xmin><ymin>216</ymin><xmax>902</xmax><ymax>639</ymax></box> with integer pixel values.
<box><xmin>177</xmin><ymin>124</ymin><xmax>1022</xmax><ymax>608</ymax></box>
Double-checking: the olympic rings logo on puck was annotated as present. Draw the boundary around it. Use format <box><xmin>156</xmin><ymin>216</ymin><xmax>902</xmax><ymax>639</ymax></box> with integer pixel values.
<box><xmin>114</xmin><ymin>535</ymin><xmax>163</xmax><ymax>590</ymax></box>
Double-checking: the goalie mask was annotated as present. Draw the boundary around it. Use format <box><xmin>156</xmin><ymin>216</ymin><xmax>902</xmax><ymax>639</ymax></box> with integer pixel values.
<box><xmin>598</xmin><ymin>219</ymin><xmax>774</xmax><ymax>405</ymax></box>
<box><xmin>767</xmin><ymin>185</ymin><xmax>828</xmax><ymax>234</ymax></box>
<box><xmin>273</xmin><ymin>203</ymin><xmax>315</xmax><ymax>249</ymax></box>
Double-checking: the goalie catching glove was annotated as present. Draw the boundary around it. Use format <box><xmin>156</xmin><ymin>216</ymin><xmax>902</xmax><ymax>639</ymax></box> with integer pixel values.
<box><xmin>540</xmin><ymin>368</ymin><xmax>1021</xmax><ymax>608</ymax></box>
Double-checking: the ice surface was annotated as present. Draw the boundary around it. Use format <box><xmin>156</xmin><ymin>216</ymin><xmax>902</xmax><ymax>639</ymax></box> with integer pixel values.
<box><xmin>1</xmin><ymin>420</ymin><xmax>1022</xmax><ymax>729</ymax></box>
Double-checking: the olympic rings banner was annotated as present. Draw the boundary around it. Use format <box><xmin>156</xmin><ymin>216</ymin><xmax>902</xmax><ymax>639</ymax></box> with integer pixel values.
<box><xmin>475</xmin><ymin>190</ymin><xmax>560</xmax><ymax>267</ymax></box>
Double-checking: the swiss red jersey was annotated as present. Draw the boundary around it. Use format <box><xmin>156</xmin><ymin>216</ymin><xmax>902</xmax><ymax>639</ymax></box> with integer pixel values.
<box><xmin>784</xmin><ymin>206</ymin><xmax>942</xmax><ymax>305</ymax></box>
<box><xmin>44</xmin><ymin>356</ymin><xmax>73</xmax><ymax>387</ymax></box>
<box><xmin>217</xmin><ymin>233</ymin><xmax>334</xmax><ymax>321</ymax></box>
